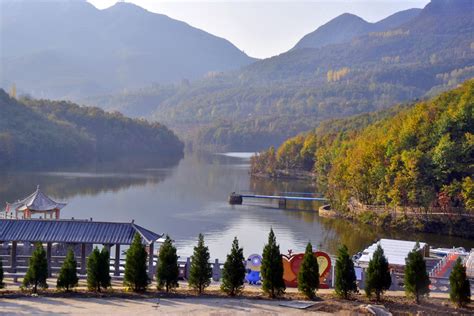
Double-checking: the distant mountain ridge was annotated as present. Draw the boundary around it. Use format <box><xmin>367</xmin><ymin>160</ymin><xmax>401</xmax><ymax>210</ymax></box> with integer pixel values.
<box><xmin>82</xmin><ymin>0</ymin><xmax>474</xmax><ymax>151</ymax></box>
<box><xmin>0</xmin><ymin>0</ymin><xmax>255</xmax><ymax>99</ymax></box>
<box><xmin>293</xmin><ymin>8</ymin><xmax>421</xmax><ymax>50</ymax></box>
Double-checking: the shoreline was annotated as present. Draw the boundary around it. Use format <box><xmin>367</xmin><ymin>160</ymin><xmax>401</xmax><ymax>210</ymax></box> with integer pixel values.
<box><xmin>251</xmin><ymin>169</ymin><xmax>474</xmax><ymax>239</ymax></box>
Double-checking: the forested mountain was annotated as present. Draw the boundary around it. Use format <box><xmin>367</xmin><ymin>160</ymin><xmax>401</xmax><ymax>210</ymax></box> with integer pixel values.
<box><xmin>0</xmin><ymin>90</ymin><xmax>184</xmax><ymax>168</ymax></box>
<box><xmin>0</xmin><ymin>0</ymin><xmax>254</xmax><ymax>99</ymax></box>
<box><xmin>251</xmin><ymin>79</ymin><xmax>474</xmax><ymax>213</ymax></box>
<box><xmin>292</xmin><ymin>8</ymin><xmax>421</xmax><ymax>50</ymax></box>
<box><xmin>84</xmin><ymin>0</ymin><xmax>474</xmax><ymax>151</ymax></box>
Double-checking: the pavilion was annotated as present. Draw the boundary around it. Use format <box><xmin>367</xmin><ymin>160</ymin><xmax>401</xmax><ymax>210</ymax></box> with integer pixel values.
<box><xmin>0</xmin><ymin>219</ymin><xmax>163</xmax><ymax>278</ymax></box>
<box><xmin>5</xmin><ymin>185</ymin><xmax>67</xmax><ymax>219</ymax></box>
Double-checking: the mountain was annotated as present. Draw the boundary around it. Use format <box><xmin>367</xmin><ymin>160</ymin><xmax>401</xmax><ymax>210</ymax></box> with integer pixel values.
<box><xmin>0</xmin><ymin>0</ymin><xmax>255</xmax><ymax>99</ymax></box>
<box><xmin>0</xmin><ymin>90</ymin><xmax>184</xmax><ymax>168</ymax></box>
<box><xmin>83</xmin><ymin>0</ymin><xmax>473</xmax><ymax>151</ymax></box>
<box><xmin>292</xmin><ymin>8</ymin><xmax>421</xmax><ymax>50</ymax></box>
<box><xmin>251</xmin><ymin>79</ymin><xmax>474</xmax><ymax>215</ymax></box>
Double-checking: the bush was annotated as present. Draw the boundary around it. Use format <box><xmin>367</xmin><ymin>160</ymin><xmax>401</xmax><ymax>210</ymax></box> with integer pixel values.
<box><xmin>297</xmin><ymin>242</ymin><xmax>319</xmax><ymax>299</ymax></box>
<box><xmin>221</xmin><ymin>237</ymin><xmax>246</xmax><ymax>296</ymax></box>
<box><xmin>188</xmin><ymin>234</ymin><xmax>212</xmax><ymax>294</ymax></box>
<box><xmin>449</xmin><ymin>257</ymin><xmax>471</xmax><ymax>307</ymax></box>
<box><xmin>404</xmin><ymin>243</ymin><xmax>430</xmax><ymax>303</ymax></box>
<box><xmin>57</xmin><ymin>248</ymin><xmax>79</xmax><ymax>291</ymax></box>
<box><xmin>156</xmin><ymin>235</ymin><xmax>179</xmax><ymax>292</ymax></box>
<box><xmin>335</xmin><ymin>244</ymin><xmax>358</xmax><ymax>299</ymax></box>
<box><xmin>23</xmin><ymin>243</ymin><xmax>48</xmax><ymax>294</ymax></box>
<box><xmin>261</xmin><ymin>228</ymin><xmax>285</xmax><ymax>298</ymax></box>
<box><xmin>365</xmin><ymin>244</ymin><xmax>391</xmax><ymax>301</ymax></box>
<box><xmin>124</xmin><ymin>233</ymin><xmax>150</xmax><ymax>292</ymax></box>
<box><xmin>87</xmin><ymin>247</ymin><xmax>111</xmax><ymax>292</ymax></box>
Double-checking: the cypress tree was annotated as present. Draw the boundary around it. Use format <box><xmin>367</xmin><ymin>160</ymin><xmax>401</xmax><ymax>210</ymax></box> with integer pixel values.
<box><xmin>261</xmin><ymin>228</ymin><xmax>285</xmax><ymax>298</ymax></box>
<box><xmin>221</xmin><ymin>237</ymin><xmax>246</xmax><ymax>296</ymax></box>
<box><xmin>87</xmin><ymin>247</ymin><xmax>111</xmax><ymax>292</ymax></box>
<box><xmin>404</xmin><ymin>243</ymin><xmax>430</xmax><ymax>304</ymax></box>
<box><xmin>335</xmin><ymin>244</ymin><xmax>358</xmax><ymax>299</ymax></box>
<box><xmin>449</xmin><ymin>257</ymin><xmax>471</xmax><ymax>307</ymax></box>
<box><xmin>365</xmin><ymin>244</ymin><xmax>391</xmax><ymax>301</ymax></box>
<box><xmin>124</xmin><ymin>233</ymin><xmax>150</xmax><ymax>292</ymax></box>
<box><xmin>0</xmin><ymin>258</ymin><xmax>4</xmax><ymax>289</ymax></box>
<box><xmin>23</xmin><ymin>243</ymin><xmax>48</xmax><ymax>294</ymax></box>
<box><xmin>87</xmin><ymin>247</ymin><xmax>101</xmax><ymax>291</ymax></box>
<box><xmin>188</xmin><ymin>234</ymin><xmax>212</xmax><ymax>294</ymax></box>
<box><xmin>99</xmin><ymin>247</ymin><xmax>111</xmax><ymax>290</ymax></box>
<box><xmin>156</xmin><ymin>235</ymin><xmax>179</xmax><ymax>292</ymax></box>
<box><xmin>297</xmin><ymin>242</ymin><xmax>319</xmax><ymax>299</ymax></box>
<box><xmin>57</xmin><ymin>248</ymin><xmax>79</xmax><ymax>292</ymax></box>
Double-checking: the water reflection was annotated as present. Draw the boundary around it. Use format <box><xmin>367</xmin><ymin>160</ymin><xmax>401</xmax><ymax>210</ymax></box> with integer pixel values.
<box><xmin>1</xmin><ymin>153</ymin><xmax>473</xmax><ymax>259</ymax></box>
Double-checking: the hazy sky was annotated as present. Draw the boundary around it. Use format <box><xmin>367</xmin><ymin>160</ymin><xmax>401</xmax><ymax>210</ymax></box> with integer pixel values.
<box><xmin>88</xmin><ymin>0</ymin><xmax>429</xmax><ymax>58</ymax></box>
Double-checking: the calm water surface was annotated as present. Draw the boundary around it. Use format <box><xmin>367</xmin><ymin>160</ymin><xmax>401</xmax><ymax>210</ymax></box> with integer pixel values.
<box><xmin>1</xmin><ymin>153</ymin><xmax>472</xmax><ymax>259</ymax></box>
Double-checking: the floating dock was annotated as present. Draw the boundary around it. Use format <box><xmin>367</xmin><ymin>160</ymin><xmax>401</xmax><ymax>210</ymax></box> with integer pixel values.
<box><xmin>228</xmin><ymin>192</ymin><xmax>327</xmax><ymax>208</ymax></box>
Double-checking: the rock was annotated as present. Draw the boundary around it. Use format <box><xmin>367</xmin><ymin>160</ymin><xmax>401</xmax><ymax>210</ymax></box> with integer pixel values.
<box><xmin>365</xmin><ymin>304</ymin><xmax>393</xmax><ymax>316</ymax></box>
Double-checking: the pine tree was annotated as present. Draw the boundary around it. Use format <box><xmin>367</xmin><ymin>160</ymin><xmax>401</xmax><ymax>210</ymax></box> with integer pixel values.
<box><xmin>0</xmin><ymin>258</ymin><xmax>4</xmax><ymax>289</ymax></box>
<box><xmin>335</xmin><ymin>245</ymin><xmax>358</xmax><ymax>299</ymax></box>
<box><xmin>449</xmin><ymin>257</ymin><xmax>471</xmax><ymax>307</ymax></box>
<box><xmin>221</xmin><ymin>237</ymin><xmax>246</xmax><ymax>296</ymax></box>
<box><xmin>404</xmin><ymin>243</ymin><xmax>430</xmax><ymax>304</ymax></box>
<box><xmin>188</xmin><ymin>234</ymin><xmax>212</xmax><ymax>294</ymax></box>
<box><xmin>365</xmin><ymin>244</ymin><xmax>391</xmax><ymax>301</ymax></box>
<box><xmin>87</xmin><ymin>247</ymin><xmax>101</xmax><ymax>291</ymax></box>
<box><xmin>57</xmin><ymin>248</ymin><xmax>79</xmax><ymax>292</ymax></box>
<box><xmin>99</xmin><ymin>247</ymin><xmax>111</xmax><ymax>290</ymax></box>
<box><xmin>87</xmin><ymin>247</ymin><xmax>111</xmax><ymax>292</ymax></box>
<box><xmin>124</xmin><ymin>233</ymin><xmax>150</xmax><ymax>292</ymax></box>
<box><xmin>156</xmin><ymin>235</ymin><xmax>179</xmax><ymax>292</ymax></box>
<box><xmin>23</xmin><ymin>243</ymin><xmax>48</xmax><ymax>294</ymax></box>
<box><xmin>298</xmin><ymin>242</ymin><xmax>319</xmax><ymax>299</ymax></box>
<box><xmin>261</xmin><ymin>228</ymin><xmax>285</xmax><ymax>298</ymax></box>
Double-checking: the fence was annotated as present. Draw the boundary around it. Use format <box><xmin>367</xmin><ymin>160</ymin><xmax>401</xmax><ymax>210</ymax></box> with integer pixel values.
<box><xmin>348</xmin><ymin>198</ymin><xmax>472</xmax><ymax>218</ymax></box>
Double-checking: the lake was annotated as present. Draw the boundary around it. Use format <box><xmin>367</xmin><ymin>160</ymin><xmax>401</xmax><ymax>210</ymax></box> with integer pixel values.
<box><xmin>1</xmin><ymin>153</ymin><xmax>472</xmax><ymax>259</ymax></box>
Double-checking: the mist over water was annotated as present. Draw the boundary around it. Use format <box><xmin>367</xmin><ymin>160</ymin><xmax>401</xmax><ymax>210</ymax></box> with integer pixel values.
<box><xmin>1</xmin><ymin>153</ymin><xmax>472</xmax><ymax>260</ymax></box>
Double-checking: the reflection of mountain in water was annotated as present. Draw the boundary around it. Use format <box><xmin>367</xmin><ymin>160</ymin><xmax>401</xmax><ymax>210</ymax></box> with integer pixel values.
<box><xmin>0</xmin><ymin>159</ymin><xmax>178</xmax><ymax>204</ymax></box>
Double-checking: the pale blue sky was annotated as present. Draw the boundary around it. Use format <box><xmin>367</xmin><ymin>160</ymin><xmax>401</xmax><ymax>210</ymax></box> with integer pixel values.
<box><xmin>88</xmin><ymin>0</ymin><xmax>429</xmax><ymax>58</ymax></box>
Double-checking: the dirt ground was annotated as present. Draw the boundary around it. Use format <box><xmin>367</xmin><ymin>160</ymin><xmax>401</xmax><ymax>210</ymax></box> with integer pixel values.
<box><xmin>0</xmin><ymin>280</ymin><xmax>473</xmax><ymax>315</ymax></box>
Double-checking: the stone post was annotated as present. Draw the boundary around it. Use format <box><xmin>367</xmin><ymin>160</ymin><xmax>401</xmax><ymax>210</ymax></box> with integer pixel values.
<box><xmin>212</xmin><ymin>258</ymin><xmax>220</xmax><ymax>281</ymax></box>
<box><xmin>114</xmin><ymin>244</ymin><xmax>121</xmax><ymax>276</ymax></box>
<box><xmin>46</xmin><ymin>242</ymin><xmax>52</xmax><ymax>277</ymax></box>
<box><xmin>148</xmin><ymin>242</ymin><xmax>154</xmax><ymax>279</ymax></box>
<box><xmin>10</xmin><ymin>241</ymin><xmax>17</xmax><ymax>273</ymax></box>
<box><xmin>80</xmin><ymin>243</ymin><xmax>86</xmax><ymax>275</ymax></box>
<box><xmin>186</xmin><ymin>257</ymin><xmax>191</xmax><ymax>280</ymax></box>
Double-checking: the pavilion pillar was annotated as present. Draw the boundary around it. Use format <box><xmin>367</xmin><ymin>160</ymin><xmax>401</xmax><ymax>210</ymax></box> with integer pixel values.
<box><xmin>114</xmin><ymin>244</ymin><xmax>120</xmax><ymax>276</ymax></box>
<box><xmin>46</xmin><ymin>242</ymin><xmax>52</xmax><ymax>277</ymax></box>
<box><xmin>10</xmin><ymin>241</ymin><xmax>17</xmax><ymax>273</ymax></box>
<box><xmin>81</xmin><ymin>243</ymin><xmax>86</xmax><ymax>274</ymax></box>
<box><xmin>104</xmin><ymin>244</ymin><xmax>111</xmax><ymax>253</ymax></box>
<box><xmin>148</xmin><ymin>242</ymin><xmax>154</xmax><ymax>279</ymax></box>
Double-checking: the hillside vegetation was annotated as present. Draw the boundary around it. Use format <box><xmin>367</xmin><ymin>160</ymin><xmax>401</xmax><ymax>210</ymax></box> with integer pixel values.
<box><xmin>84</xmin><ymin>0</ymin><xmax>474</xmax><ymax>151</ymax></box>
<box><xmin>0</xmin><ymin>90</ymin><xmax>184</xmax><ymax>168</ymax></box>
<box><xmin>251</xmin><ymin>80</ymin><xmax>474</xmax><ymax>214</ymax></box>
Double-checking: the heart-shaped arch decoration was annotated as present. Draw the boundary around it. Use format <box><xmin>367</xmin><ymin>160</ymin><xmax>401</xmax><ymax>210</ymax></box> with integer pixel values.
<box><xmin>282</xmin><ymin>251</ymin><xmax>331</xmax><ymax>288</ymax></box>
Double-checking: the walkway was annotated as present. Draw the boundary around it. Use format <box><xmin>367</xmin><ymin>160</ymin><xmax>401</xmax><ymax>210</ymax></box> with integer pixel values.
<box><xmin>433</xmin><ymin>253</ymin><xmax>460</xmax><ymax>278</ymax></box>
<box><xmin>0</xmin><ymin>297</ymin><xmax>330</xmax><ymax>315</ymax></box>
